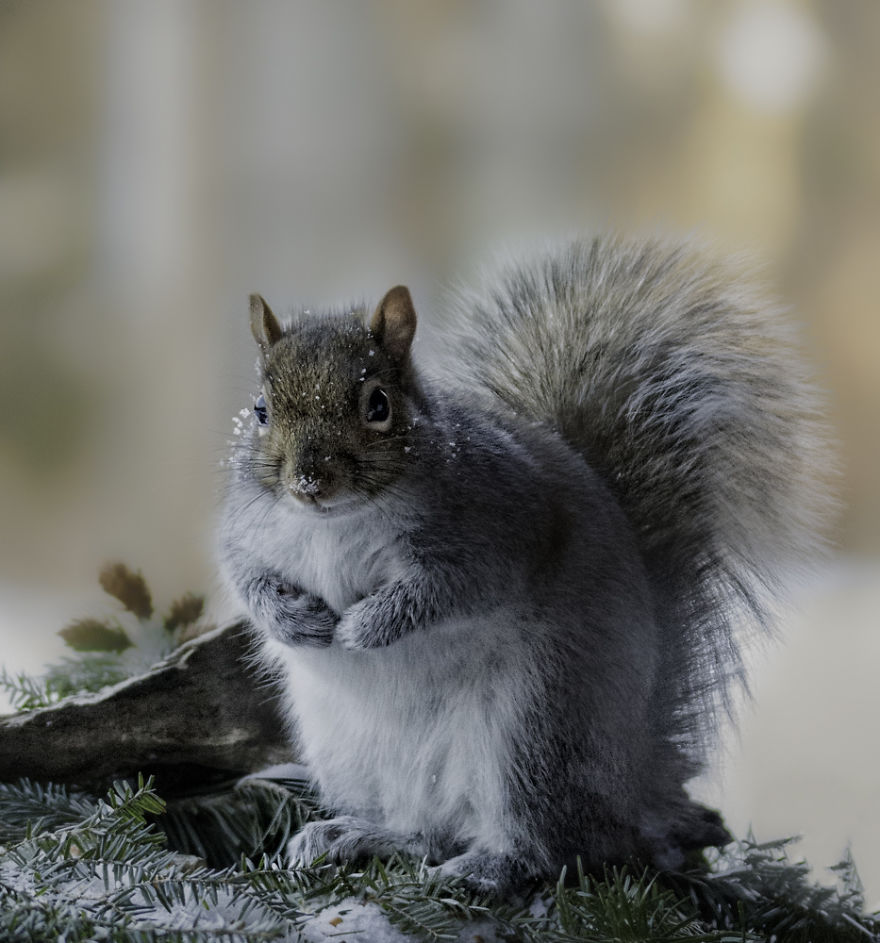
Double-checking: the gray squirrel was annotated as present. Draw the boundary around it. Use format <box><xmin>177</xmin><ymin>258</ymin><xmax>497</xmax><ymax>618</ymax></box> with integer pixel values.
<box><xmin>218</xmin><ymin>236</ymin><xmax>830</xmax><ymax>893</ymax></box>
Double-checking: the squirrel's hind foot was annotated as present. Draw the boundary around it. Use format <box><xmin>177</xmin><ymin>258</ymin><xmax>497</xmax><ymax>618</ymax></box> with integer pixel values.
<box><xmin>286</xmin><ymin>816</ymin><xmax>423</xmax><ymax>868</ymax></box>
<box><xmin>433</xmin><ymin>850</ymin><xmax>532</xmax><ymax>897</ymax></box>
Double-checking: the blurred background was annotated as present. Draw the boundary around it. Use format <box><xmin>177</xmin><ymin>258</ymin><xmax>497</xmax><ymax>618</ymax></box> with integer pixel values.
<box><xmin>1</xmin><ymin>0</ymin><xmax>877</xmax><ymax>904</ymax></box>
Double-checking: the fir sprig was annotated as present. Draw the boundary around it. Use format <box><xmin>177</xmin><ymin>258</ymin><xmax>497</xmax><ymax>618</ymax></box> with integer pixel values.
<box><xmin>549</xmin><ymin>862</ymin><xmax>747</xmax><ymax>942</ymax></box>
<box><xmin>158</xmin><ymin>773</ymin><xmax>323</xmax><ymax>867</ymax></box>
<box><xmin>0</xmin><ymin>777</ymin><xmax>309</xmax><ymax>942</ymax></box>
<box><xmin>674</xmin><ymin>837</ymin><xmax>880</xmax><ymax>942</ymax></box>
<box><xmin>339</xmin><ymin>855</ymin><xmax>497</xmax><ymax>941</ymax></box>
<box><xmin>0</xmin><ymin>666</ymin><xmax>61</xmax><ymax>712</ymax></box>
<box><xmin>0</xmin><ymin>777</ymin><xmax>113</xmax><ymax>842</ymax></box>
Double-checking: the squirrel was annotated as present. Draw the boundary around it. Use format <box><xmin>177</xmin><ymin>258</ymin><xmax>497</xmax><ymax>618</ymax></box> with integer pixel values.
<box><xmin>218</xmin><ymin>236</ymin><xmax>830</xmax><ymax>893</ymax></box>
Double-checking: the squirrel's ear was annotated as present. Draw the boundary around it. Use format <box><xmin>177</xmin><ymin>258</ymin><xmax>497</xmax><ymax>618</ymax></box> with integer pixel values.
<box><xmin>249</xmin><ymin>293</ymin><xmax>283</xmax><ymax>353</ymax></box>
<box><xmin>370</xmin><ymin>285</ymin><xmax>417</xmax><ymax>362</ymax></box>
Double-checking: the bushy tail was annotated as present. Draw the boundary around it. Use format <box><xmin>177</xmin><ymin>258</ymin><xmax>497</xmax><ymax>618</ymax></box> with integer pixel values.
<box><xmin>448</xmin><ymin>236</ymin><xmax>832</xmax><ymax>758</ymax></box>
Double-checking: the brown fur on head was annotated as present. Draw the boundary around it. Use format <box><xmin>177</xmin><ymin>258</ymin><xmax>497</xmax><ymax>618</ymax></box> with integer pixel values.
<box><xmin>247</xmin><ymin>288</ymin><xmax>419</xmax><ymax>510</ymax></box>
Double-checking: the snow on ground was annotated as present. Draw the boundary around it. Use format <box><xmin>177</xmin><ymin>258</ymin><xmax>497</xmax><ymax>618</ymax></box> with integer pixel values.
<box><xmin>297</xmin><ymin>901</ymin><xmax>417</xmax><ymax>942</ymax></box>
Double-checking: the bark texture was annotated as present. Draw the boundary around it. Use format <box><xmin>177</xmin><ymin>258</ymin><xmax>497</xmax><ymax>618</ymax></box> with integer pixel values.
<box><xmin>0</xmin><ymin>622</ymin><xmax>294</xmax><ymax>793</ymax></box>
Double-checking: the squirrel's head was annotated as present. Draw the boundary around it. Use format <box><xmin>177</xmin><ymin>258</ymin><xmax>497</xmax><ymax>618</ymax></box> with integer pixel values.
<box><xmin>244</xmin><ymin>285</ymin><xmax>419</xmax><ymax>514</ymax></box>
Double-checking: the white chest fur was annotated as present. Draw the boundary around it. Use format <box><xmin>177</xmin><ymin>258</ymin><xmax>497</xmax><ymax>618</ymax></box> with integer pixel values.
<box><xmin>247</xmin><ymin>494</ymin><xmax>531</xmax><ymax>856</ymax></box>
<box><xmin>254</xmin><ymin>499</ymin><xmax>404</xmax><ymax>614</ymax></box>
<box><xmin>271</xmin><ymin>618</ymin><xmax>528</xmax><ymax>855</ymax></box>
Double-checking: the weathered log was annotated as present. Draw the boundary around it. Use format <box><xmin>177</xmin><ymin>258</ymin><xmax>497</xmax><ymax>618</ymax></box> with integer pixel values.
<box><xmin>0</xmin><ymin>621</ymin><xmax>294</xmax><ymax>794</ymax></box>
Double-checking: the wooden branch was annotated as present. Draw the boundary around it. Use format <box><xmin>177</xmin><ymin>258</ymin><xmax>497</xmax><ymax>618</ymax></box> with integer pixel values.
<box><xmin>0</xmin><ymin>622</ymin><xmax>295</xmax><ymax>794</ymax></box>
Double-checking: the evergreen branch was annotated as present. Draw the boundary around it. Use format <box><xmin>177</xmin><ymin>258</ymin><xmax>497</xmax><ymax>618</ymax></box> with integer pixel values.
<box><xmin>4</xmin><ymin>772</ymin><xmax>877</xmax><ymax>942</ymax></box>
<box><xmin>158</xmin><ymin>773</ymin><xmax>323</xmax><ymax>867</ymax></box>
<box><xmin>348</xmin><ymin>855</ymin><xmax>494</xmax><ymax>941</ymax></box>
<box><xmin>669</xmin><ymin>838</ymin><xmax>879</xmax><ymax>942</ymax></box>
<box><xmin>548</xmin><ymin>863</ymin><xmax>749</xmax><ymax>942</ymax></box>
<box><xmin>0</xmin><ymin>665</ymin><xmax>59</xmax><ymax>712</ymax></box>
<box><xmin>0</xmin><ymin>778</ymin><xmax>106</xmax><ymax>842</ymax></box>
<box><xmin>0</xmin><ymin>778</ymin><xmax>308</xmax><ymax>943</ymax></box>
<box><xmin>43</xmin><ymin>653</ymin><xmax>131</xmax><ymax>696</ymax></box>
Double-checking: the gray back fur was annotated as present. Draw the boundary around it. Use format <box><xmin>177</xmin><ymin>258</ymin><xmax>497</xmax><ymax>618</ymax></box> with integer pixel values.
<box><xmin>446</xmin><ymin>236</ymin><xmax>833</xmax><ymax>762</ymax></box>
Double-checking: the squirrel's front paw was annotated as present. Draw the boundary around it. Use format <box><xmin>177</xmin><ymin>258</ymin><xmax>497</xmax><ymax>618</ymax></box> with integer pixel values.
<box><xmin>336</xmin><ymin>597</ymin><xmax>392</xmax><ymax>651</ymax></box>
<box><xmin>251</xmin><ymin>576</ymin><xmax>337</xmax><ymax>647</ymax></box>
<box><xmin>278</xmin><ymin>592</ymin><xmax>337</xmax><ymax>647</ymax></box>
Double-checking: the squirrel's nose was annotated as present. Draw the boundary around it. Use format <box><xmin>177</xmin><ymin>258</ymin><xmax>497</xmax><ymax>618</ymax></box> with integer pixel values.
<box><xmin>283</xmin><ymin>446</ymin><xmax>341</xmax><ymax>502</ymax></box>
<box><xmin>286</xmin><ymin>468</ymin><xmax>337</xmax><ymax>502</ymax></box>
<box><xmin>289</xmin><ymin>474</ymin><xmax>321</xmax><ymax>497</ymax></box>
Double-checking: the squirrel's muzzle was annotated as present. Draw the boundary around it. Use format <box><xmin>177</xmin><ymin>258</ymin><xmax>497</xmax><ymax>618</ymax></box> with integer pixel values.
<box><xmin>282</xmin><ymin>444</ymin><xmax>342</xmax><ymax>503</ymax></box>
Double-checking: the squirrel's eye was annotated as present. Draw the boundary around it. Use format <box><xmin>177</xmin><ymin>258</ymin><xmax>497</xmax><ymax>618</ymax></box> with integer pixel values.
<box><xmin>365</xmin><ymin>387</ymin><xmax>391</xmax><ymax>425</ymax></box>
<box><xmin>254</xmin><ymin>393</ymin><xmax>268</xmax><ymax>425</ymax></box>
